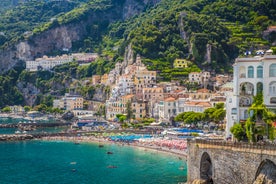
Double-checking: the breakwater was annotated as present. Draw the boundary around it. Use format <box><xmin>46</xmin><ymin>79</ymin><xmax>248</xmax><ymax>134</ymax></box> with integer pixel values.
<box><xmin>0</xmin><ymin>132</ymin><xmax>77</xmax><ymax>141</ymax></box>
<box><xmin>0</xmin><ymin>122</ymin><xmax>71</xmax><ymax>128</ymax></box>
<box><xmin>0</xmin><ymin>134</ymin><xmax>34</xmax><ymax>141</ymax></box>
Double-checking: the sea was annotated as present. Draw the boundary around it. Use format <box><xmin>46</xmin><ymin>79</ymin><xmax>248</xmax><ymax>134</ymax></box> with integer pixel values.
<box><xmin>0</xmin><ymin>118</ymin><xmax>187</xmax><ymax>184</ymax></box>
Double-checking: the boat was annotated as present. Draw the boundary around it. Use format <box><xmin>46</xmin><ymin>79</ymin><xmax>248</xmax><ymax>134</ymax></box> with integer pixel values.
<box><xmin>15</xmin><ymin>130</ymin><xmax>21</xmax><ymax>134</ymax></box>
<box><xmin>107</xmin><ymin>165</ymin><xmax>117</xmax><ymax>168</ymax></box>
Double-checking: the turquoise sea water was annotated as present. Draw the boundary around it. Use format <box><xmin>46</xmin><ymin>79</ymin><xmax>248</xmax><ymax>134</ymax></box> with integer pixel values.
<box><xmin>0</xmin><ymin>141</ymin><xmax>187</xmax><ymax>184</ymax></box>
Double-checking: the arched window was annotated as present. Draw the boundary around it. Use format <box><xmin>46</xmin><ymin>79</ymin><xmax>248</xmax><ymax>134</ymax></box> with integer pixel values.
<box><xmin>269</xmin><ymin>82</ymin><xmax>276</xmax><ymax>94</ymax></box>
<box><xmin>257</xmin><ymin>82</ymin><xmax>263</xmax><ymax>94</ymax></box>
<box><xmin>269</xmin><ymin>64</ymin><xmax>276</xmax><ymax>77</ymax></box>
<box><xmin>248</xmin><ymin>66</ymin><xmax>254</xmax><ymax>78</ymax></box>
<box><xmin>257</xmin><ymin>66</ymin><xmax>263</xmax><ymax>78</ymax></box>
<box><xmin>239</xmin><ymin>66</ymin><xmax>246</xmax><ymax>78</ymax></box>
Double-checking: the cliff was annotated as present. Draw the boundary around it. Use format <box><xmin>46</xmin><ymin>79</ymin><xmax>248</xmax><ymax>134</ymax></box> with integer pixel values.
<box><xmin>0</xmin><ymin>0</ymin><xmax>160</xmax><ymax>73</ymax></box>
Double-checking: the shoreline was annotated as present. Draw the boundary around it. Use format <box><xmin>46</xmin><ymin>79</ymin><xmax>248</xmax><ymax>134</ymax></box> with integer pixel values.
<box><xmin>37</xmin><ymin>135</ymin><xmax>187</xmax><ymax>159</ymax></box>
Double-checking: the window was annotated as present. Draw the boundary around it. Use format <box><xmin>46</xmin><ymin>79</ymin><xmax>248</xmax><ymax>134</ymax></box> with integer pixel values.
<box><xmin>248</xmin><ymin>66</ymin><xmax>254</xmax><ymax>78</ymax></box>
<box><xmin>231</xmin><ymin>108</ymin><xmax>237</xmax><ymax>115</ymax></box>
<box><xmin>244</xmin><ymin>110</ymin><xmax>248</xmax><ymax>119</ymax></box>
<box><xmin>257</xmin><ymin>82</ymin><xmax>263</xmax><ymax>94</ymax></box>
<box><xmin>257</xmin><ymin>66</ymin><xmax>263</xmax><ymax>78</ymax></box>
<box><xmin>270</xmin><ymin>64</ymin><xmax>276</xmax><ymax>77</ymax></box>
<box><xmin>269</xmin><ymin>82</ymin><xmax>276</xmax><ymax>94</ymax></box>
<box><xmin>271</xmin><ymin>97</ymin><xmax>276</xmax><ymax>104</ymax></box>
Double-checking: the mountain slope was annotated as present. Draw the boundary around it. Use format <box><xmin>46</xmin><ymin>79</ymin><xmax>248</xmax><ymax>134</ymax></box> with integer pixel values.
<box><xmin>0</xmin><ymin>0</ymin><xmax>159</xmax><ymax>73</ymax></box>
<box><xmin>0</xmin><ymin>0</ymin><xmax>275</xmax><ymax>107</ymax></box>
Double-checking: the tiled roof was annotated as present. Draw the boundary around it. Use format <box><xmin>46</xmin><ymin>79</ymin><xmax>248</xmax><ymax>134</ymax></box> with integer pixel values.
<box><xmin>164</xmin><ymin>97</ymin><xmax>176</xmax><ymax>102</ymax></box>
<box><xmin>197</xmin><ymin>88</ymin><xmax>209</xmax><ymax>93</ymax></box>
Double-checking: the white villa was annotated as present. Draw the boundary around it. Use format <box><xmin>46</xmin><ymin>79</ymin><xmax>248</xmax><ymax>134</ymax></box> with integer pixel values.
<box><xmin>26</xmin><ymin>55</ymin><xmax>73</xmax><ymax>71</ymax></box>
<box><xmin>225</xmin><ymin>50</ymin><xmax>276</xmax><ymax>138</ymax></box>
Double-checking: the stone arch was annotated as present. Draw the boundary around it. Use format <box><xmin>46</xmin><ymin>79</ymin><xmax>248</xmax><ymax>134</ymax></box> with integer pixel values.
<box><xmin>254</xmin><ymin>159</ymin><xmax>276</xmax><ymax>183</ymax></box>
<box><xmin>240</xmin><ymin>82</ymin><xmax>254</xmax><ymax>95</ymax></box>
<box><xmin>200</xmin><ymin>152</ymin><xmax>213</xmax><ymax>183</ymax></box>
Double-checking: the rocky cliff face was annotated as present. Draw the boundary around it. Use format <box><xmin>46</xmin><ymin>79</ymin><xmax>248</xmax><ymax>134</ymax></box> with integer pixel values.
<box><xmin>0</xmin><ymin>0</ymin><xmax>160</xmax><ymax>73</ymax></box>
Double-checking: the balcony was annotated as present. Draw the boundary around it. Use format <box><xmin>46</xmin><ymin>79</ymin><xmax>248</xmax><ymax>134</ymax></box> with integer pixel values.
<box><xmin>239</xmin><ymin>96</ymin><xmax>253</xmax><ymax>107</ymax></box>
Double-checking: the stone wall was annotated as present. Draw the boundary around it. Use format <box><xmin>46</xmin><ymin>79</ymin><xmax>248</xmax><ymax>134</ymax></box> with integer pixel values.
<box><xmin>187</xmin><ymin>140</ymin><xmax>276</xmax><ymax>184</ymax></box>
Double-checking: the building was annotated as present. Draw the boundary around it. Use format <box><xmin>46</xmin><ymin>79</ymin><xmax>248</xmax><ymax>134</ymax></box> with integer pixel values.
<box><xmin>215</xmin><ymin>74</ymin><xmax>231</xmax><ymax>88</ymax></box>
<box><xmin>188</xmin><ymin>71</ymin><xmax>211</xmax><ymax>88</ymax></box>
<box><xmin>182</xmin><ymin>101</ymin><xmax>212</xmax><ymax>113</ymax></box>
<box><xmin>105</xmin><ymin>100</ymin><xmax>122</xmax><ymax>120</ymax></box>
<box><xmin>72</xmin><ymin>53</ymin><xmax>98</xmax><ymax>63</ymax></box>
<box><xmin>117</xmin><ymin>74</ymin><xmax>134</xmax><ymax>96</ymax></box>
<box><xmin>26</xmin><ymin>55</ymin><xmax>73</xmax><ymax>71</ymax></box>
<box><xmin>134</xmin><ymin>69</ymin><xmax>157</xmax><ymax>98</ymax></box>
<box><xmin>53</xmin><ymin>94</ymin><xmax>83</xmax><ymax>111</ymax></box>
<box><xmin>100</xmin><ymin>74</ymin><xmax>109</xmax><ymax>85</ymax></box>
<box><xmin>9</xmin><ymin>106</ymin><xmax>25</xmax><ymax>114</ymax></box>
<box><xmin>173</xmin><ymin>59</ymin><xmax>191</xmax><ymax>68</ymax></box>
<box><xmin>158</xmin><ymin>97</ymin><xmax>177</xmax><ymax>120</ymax></box>
<box><xmin>189</xmin><ymin>88</ymin><xmax>211</xmax><ymax>100</ymax></box>
<box><xmin>225</xmin><ymin>52</ymin><xmax>276</xmax><ymax>138</ymax></box>
<box><xmin>132</xmin><ymin>100</ymin><xmax>146</xmax><ymax>120</ymax></box>
<box><xmin>142</xmin><ymin>87</ymin><xmax>164</xmax><ymax>102</ymax></box>
<box><xmin>92</xmin><ymin>75</ymin><xmax>101</xmax><ymax>85</ymax></box>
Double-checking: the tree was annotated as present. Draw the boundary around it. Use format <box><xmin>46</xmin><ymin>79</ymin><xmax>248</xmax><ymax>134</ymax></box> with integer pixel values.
<box><xmin>230</xmin><ymin>123</ymin><xmax>245</xmax><ymax>141</ymax></box>
<box><xmin>34</xmin><ymin>104</ymin><xmax>47</xmax><ymax>113</ymax></box>
<box><xmin>245</xmin><ymin>93</ymin><xmax>276</xmax><ymax>142</ymax></box>
<box><xmin>2</xmin><ymin>106</ymin><xmax>11</xmax><ymax>113</ymax></box>
<box><xmin>203</xmin><ymin>103</ymin><xmax>226</xmax><ymax>123</ymax></box>
<box><xmin>126</xmin><ymin>101</ymin><xmax>133</xmax><ymax>122</ymax></box>
<box><xmin>116</xmin><ymin>114</ymin><xmax>126</xmax><ymax>124</ymax></box>
<box><xmin>24</xmin><ymin>106</ymin><xmax>32</xmax><ymax>112</ymax></box>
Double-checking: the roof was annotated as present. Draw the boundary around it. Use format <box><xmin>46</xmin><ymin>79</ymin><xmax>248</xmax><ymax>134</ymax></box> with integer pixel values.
<box><xmin>164</xmin><ymin>97</ymin><xmax>176</xmax><ymax>102</ymax></box>
<box><xmin>185</xmin><ymin>101</ymin><xmax>211</xmax><ymax>107</ymax></box>
<box><xmin>268</xmin><ymin>26</ymin><xmax>276</xmax><ymax>29</ymax></box>
<box><xmin>197</xmin><ymin>88</ymin><xmax>209</xmax><ymax>93</ymax></box>
<box><xmin>173</xmin><ymin>89</ymin><xmax>184</xmax><ymax>93</ymax></box>
<box><xmin>121</xmin><ymin>94</ymin><xmax>134</xmax><ymax>99</ymax></box>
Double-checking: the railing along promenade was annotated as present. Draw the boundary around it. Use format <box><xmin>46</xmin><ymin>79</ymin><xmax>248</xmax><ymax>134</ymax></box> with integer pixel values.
<box><xmin>189</xmin><ymin>139</ymin><xmax>276</xmax><ymax>155</ymax></box>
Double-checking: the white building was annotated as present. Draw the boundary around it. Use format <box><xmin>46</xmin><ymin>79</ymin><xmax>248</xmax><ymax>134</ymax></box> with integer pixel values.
<box><xmin>26</xmin><ymin>55</ymin><xmax>73</xmax><ymax>71</ymax></box>
<box><xmin>225</xmin><ymin>51</ymin><xmax>276</xmax><ymax>138</ymax></box>
<box><xmin>117</xmin><ymin>74</ymin><xmax>134</xmax><ymax>96</ymax></box>
<box><xmin>158</xmin><ymin>97</ymin><xmax>177</xmax><ymax>120</ymax></box>
<box><xmin>188</xmin><ymin>71</ymin><xmax>211</xmax><ymax>87</ymax></box>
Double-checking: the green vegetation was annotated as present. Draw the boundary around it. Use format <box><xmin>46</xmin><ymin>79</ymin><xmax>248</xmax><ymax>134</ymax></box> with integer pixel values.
<box><xmin>230</xmin><ymin>123</ymin><xmax>246</xmax><ymax>142</ymax></box>
<box><xmin>0</xmin><ymin>0</ymin><xmax>275</xmax><ymax>107</ymax></box>
<box><xmin>231</xmin><ymin>93</ymin><xmax>276</xmax><ymax>142</ymax></box>
<box><xmin>0</xmin><ymin>0</ymin><xmax>88</xmax><ymax>48</ymax></box>
<box><xmin>0</xmin><ymin>64</ymin><xmax>25</xmax><ymax>107</ymax></box>
<box><xmin>174</xmin><ymin>103</ymin><xmax>226</xmax><ymax>126</ymax></box>
<box><xmin>1</xmin><ymin>106</ymin><xmax>11</xmax><ymax>113</ymax></box>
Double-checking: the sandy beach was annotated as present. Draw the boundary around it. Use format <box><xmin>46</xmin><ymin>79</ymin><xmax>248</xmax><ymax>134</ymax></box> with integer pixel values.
<box><xmin>38</xmin><ymin>135</ymin><xmax>188</xmax><ymax>159</ymax></box>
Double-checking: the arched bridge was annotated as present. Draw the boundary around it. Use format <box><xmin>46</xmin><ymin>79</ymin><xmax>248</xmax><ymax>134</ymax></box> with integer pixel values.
<box><xmin>187</xmin><ymin>139</ymin><xmax>276</xmax><ymax>184</ymax></box>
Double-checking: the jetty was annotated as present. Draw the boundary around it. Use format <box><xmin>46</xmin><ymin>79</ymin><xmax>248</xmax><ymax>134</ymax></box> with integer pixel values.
<box><xmin>0</xmin><ymin>122</ymin><xmax>71</xmax><ymax>129</ymax></box>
